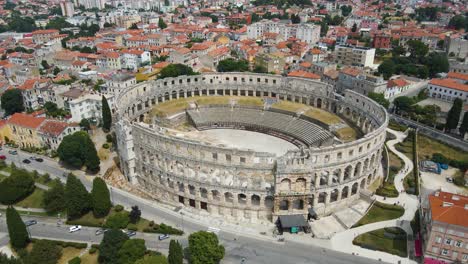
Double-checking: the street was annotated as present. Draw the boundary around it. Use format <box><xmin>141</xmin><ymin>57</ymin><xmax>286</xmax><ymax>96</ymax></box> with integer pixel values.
<box><xmin>0</xmin><ymin>148</ymin><xmax>384</xmax><ymax>264</ymax></box>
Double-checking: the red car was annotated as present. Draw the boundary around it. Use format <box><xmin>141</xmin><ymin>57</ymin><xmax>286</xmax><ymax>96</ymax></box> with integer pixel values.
<box><xmin>0</xmin><ymin>155</ymin><xmax>6</xmax><ymax>160</ymax></box>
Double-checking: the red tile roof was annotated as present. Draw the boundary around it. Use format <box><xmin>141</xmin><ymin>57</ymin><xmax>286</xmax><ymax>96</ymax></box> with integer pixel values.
<box><xmin>429</xmin><ymin>191</ymin><xmax>468</xmax><ymax>227</ymax></box>
<box><xmin>388</xmin><ymin>78</ymin><xmax>409</xmax><ymax>88</ymax></box>
<box><xmin>288</xmin><ymin>70</ymin><xmax>320</xmax><ymax>79</ymax></box>
<box><xmin>8</xmin><ymin>113</ymin><xmax>45</xmax><ymax>129</ymax></box>
<box><xmin>430</xmin><ymin>78</ymin><xmax>468</xmax><ymax>92</ymax></box>
<box><xmin>38</xmin><ymin>120</ymin><xmax>69</xmax><ymax>136</ymax></box>
<box><xmin>447</xmin><ymin>72</ymin><xmax>468</xmax><ymax>81</ymax></box>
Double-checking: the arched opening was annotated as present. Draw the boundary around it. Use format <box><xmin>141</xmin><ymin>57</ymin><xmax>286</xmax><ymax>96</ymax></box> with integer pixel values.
<box><xmin>211</xmin><ymin>190</ymin><xmax>221</xmax><ymax>201</ymax></box>
<box><xmin>279</xmin><ymin>178</ymin><xmax>291</xmax><ymax>192</ymax></box>
<box><xmin>342</xmin><ymin>186</ymin><xmax>349</xmax><ymax>199</ymax></box>
<box><xmin>318</xmin><ymin>192</ymin><xmax>327</xmax><ymax>204</ymax></box>
<box><xmin>264</xmin><ymin>196</ymin><xmax>274</xmax><ymax>208</ymax></box>
<box><xmin>330</xmin><ymin>189</ymin><xmax>339</xmax><ymax>202</ymax></box>
<box><xmin>200</xmin><ymin>188</ymin><xmax>208</xmax><ymax>199</ymax></box>
<box><xmin>295</xmin><ymin>178</ymin><xmax>306</xmax><ymax>192</ymax></box>
<box><xmin>320</xmin><ymin>172</ymin><xmax>328</xmax><ymax>186</ymax></box>
<box><xmin>292</xmin><ymin>199</ymin><xmax>304</xmax><ymax>210</ymax></box>
<box><xmin>332</xmin><ymin>169</ymin><xmax>340</xmax><ymax>184</ymax></box>
<box><xmin>178</xmin><ymin>182</ymin><xmax>184</xmax><ymax>193</ymax></box>
<box><xmin>367</xmin><ymin>174</ymin><xmax>372</xmax><ymax>185</ymax></box>
<box><xmin>224</xmin><ymin>192</ymin><xmax>234</xmax><ymax>203</ymax></box>
<box><xmin>351</xmin><ymin>182</ymin><xmax>358</xmax><ymax>195</ymax></box>
<box><xmin>344</xmin><ymin>165</ymin><xmax>353</xmax><ymax>181</ymax></box>
<box><xmin>188</xmin><ymin>185</ymin><xmax>196</xmax><ymax>195</ymax></box>
<box><xmin>279</xmin><ymin>200</ymin><xmax>289</xmax><ymax>210</ymax></box>
<box><xmin>238</xmin><ymin>193</ymin><xmax>247</xmax><ymax>205</ymax></box>
<box><xmin>354</xmin><ymin>162</ymin><xmax>362</xmax><ymax>178</ymax></box>
<box><xmin>251</xmin><ymin>195</ymin><xmax>261</xmax><ymax>206</ymax></box>
<box><xmin>316</xmin><ymin>98</ymin><xmax>322</xmax><ymax>108</ymax></box>
<box><xmin>360</xmin><ymin>178</ymin><xmax>366</xmax><ymax>189</ymax></box>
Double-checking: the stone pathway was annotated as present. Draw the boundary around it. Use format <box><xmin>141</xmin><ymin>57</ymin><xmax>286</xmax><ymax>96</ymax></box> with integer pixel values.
<box><xmin>329</xmin><ymin>128</ymin><xmax>419</xmax><ymax>264</ymax></box>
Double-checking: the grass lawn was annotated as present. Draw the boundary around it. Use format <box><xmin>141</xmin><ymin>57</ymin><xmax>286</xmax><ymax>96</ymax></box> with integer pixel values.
<box><xmin>98</xmin><ymin>148</ymin><xmax>110</xmax><ymax>160</ymax></box>
<box><xmin>417</xmin><ymin>134</ymin><xmax>468</xmax><ymax>162</ymax></box>
<box><xmin>388</xmin><ymin>120</ymin><xmax>408</xmax><ymax>132</ymax></box>
<box><xmin>67</xmin><ymin>211</ymin><xmax>106</xmax><ymax>227</ymax></box>
<box><xmin>368</xmin><ymin>177</ymin><xmax>382</xmax><ymax>192</ymax></box>
<box><xmin>80</xmin><ymin>251</ymin><xmax>99</xmax><ymax>264</ymax></box>
<box><xmin>353</xmin><ymin>228</ymin><xmax>407</xmax><ymax>257</ymax></box>
<box><xmin>376</xmin><ymin>182</ymin><xmax>399</xmax><ymax>197</ymax></box>
<box><xmin>354</xmin><ymin>201</ymin><xmax>404</xmax><ymax>227</ymax></box>
<box><xmin>395</xmin><ymin>136</ymin><xmax>413</xmax><ymax>161</ymax></box>
<box><xmin>388</xmin><ymin>151</ymin><xmax>403</xmax><ymax>180</ymax></box>
<box><xmin>335</xmin><ymin>127</ymin><xmax>357</xmax><ymax>141</ymax></box>
<box><xmin>58</xmin><ymin>247</ymin><xmax>85</xmax><ymax>264</ymax></box>
<box><xmin>272</xmin><ymin>100</ymin><xmax>342</xmax><ymax>125</ymax></box>
<box><xmin>15</xmin><ymin>188</ymin><xmax>45</xmax><ymax>209</ymax></box>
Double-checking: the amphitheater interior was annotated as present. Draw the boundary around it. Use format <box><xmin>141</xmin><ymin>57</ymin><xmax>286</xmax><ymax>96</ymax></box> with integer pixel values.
<box><xmin>114</xmin><ymin>73</ymin><xmax>388</xmax><ymax>225</ymax></box>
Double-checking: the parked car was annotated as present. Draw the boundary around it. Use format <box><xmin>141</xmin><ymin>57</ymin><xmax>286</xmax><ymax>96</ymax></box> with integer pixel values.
<box><xmin>29</xmin><ymin>156</ymin><xmax>36</xmax><ymax>160</ymax></box>
<box><xmin>8</xmin><ymin>150</ymin><xmax>17</xmax><ymax>155</ymax></box>
<box><xmin>0</xmin><ymin>155</ymin><xmax>6</xmax><ymax>160</ymax></box>
<box><xmin>124</xmin><ymin>230</ymin><xmax>136</xmax><ymax>237</ymax></box>
<box><xmin>95</xmin><ymin>229</ymin><xmax>108</xmax><ymax>236</ymax></box>
<box><xmin>69</xmin><ymin>225</ymin><xmax>82</xmax><ymax>233</ymax></box>
<box><xmin>35</xmin><ymin>158</ymin><xmax>43</xmax><ymax>162</ymax></box>
<box><xmin>446</xmin><ymin>177</ymin><xmax>454</xmax><ymax>183</ymax></box>
<box><xmin>158</xmin><ymin>234</ymin><xmax>170</xmax><ymax>241</ymax></box>
<box><xmin>22</xmin><ymin>159</ymin><xmax>31</xmax><ymax>164</ymax></box>
<box><xmin>24</xmin><ymin>220</ymin><xmax>37</xmax><ymax>226</ymax></box>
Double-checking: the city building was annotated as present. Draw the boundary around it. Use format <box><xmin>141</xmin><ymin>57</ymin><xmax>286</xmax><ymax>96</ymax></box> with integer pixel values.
<box><xmin>59</xmin><ymin>1</ymin><xmax>75</xmax><ymax>17</ymax></box>
<box><xmin>384</xmin><ymin>78</ymin><xmax>411</xmax><ymax>99</ymax></box>
<box><xmin>37</xmin><ymin>120</ymin><xmax>81</xmax><ymax>150</ymax></box>
<box><xmin>7</xmin><ymin>113</ymin><xmax>46</xmax><ymax>149</ymax></box>
<box><xmin>334</xmin><ymin>46</ymin><xmax>376</xmax><ymax>68</ymax></box>
<box><xmin>427</xmin><ymin>78</ymin><xmax>468</xmax><ymax>103</ymax></box>
<box><xmin>68</xmin><ymin>93</ymin><xmax>114</xmax><ymax>123</ymax></box>
<box><xmin>31</xmin><ymin>29</ymin><xmax>60</xmax><ymax>44</ymax></box>
<box><xmin>337</xmin><ymin>67</ymin><xmax>387</xmax><ymax>95</ymax></box>
<box><xmin>422</xmin><ymin>191</ymin><xmax>468</xmax><ymax>263</ymax></box>
<box><xmin>255</xmin><ymin>52</ymin><xmax>286</xmax><ymax>74</ymax></box>
<box><xmin>247</xmin><ymin>20</ymin><xmax>321</xmax><ymax>44</ymax></box>
<box><xmin>372</xmin><ymin>33</ymin><xmax>391</xmax><ymax>49</ymax></box>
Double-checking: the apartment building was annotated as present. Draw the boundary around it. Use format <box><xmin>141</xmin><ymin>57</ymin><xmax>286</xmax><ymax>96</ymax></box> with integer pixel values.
<box><xmin>60</xmin><ymin>1</ymin><xmax>74</xmax><ymax>17</ymax></box>
<box><xmin>335</xmin><ymin>45</ymin><xmax>376</xmax><ymax>68</ymax></box>
<box><xmin>32</xmin><ymin>29</ymin><xmax>60</xmax><ymax>44</ymax></box>
<box><xmin>422</xmin><ymin>191</ymin><xmax>468</xmax><ymax>263</ymax></box>
<box><xmin>337</xmin><ymin>67</ymin><xmax>387</xmax><ymax>95</ymax></box>
<box><xmin>427</xmin><ymin>78</ymin><xmax>468</xmax><ymax>103</ymax></box>
<box><xmin>255</xmin><ymin>52</ymin><xmax>286</xmax><ymax>74</ymax></box>
<box><xmin>247</xmin><ymin>20</ymin><xmax>320</xmax><ymax>44</ymax></box>
<box><xmin>68</xmin><ymin>93</ymin><xmax>114</xmax><ymax>123</ymax></box>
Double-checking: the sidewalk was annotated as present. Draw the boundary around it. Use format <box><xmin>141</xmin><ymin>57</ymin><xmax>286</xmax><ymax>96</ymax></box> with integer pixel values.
<box><xmin>328</xmin><ymin>128</ymin><xmax>419</xmax><ymax>264</ymax></box>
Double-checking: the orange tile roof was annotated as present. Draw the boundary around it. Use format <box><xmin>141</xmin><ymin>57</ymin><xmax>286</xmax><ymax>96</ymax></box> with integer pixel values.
<box><xmin>32</xmin><ymin>29</ymin><xmax>58</xmax><ymax>35</ymax></box>
<box><xmin>429</xmin><ymin>191</ymin><xmax>468</xmax><ymax>227</ymax></box>
<box><xmin>388</xmin><ymin>78</ymin><xmax>409</xmax><ymax>87</ymax></box>
<box><xmin>153</xmin><ymin>61</ymin><xmax>170</xmax><ymax>69</ymax></box>
<box><xmin>430</xmin><ymin>78</ymin><xmax>468</xmax><ymax>92</ymax></box>
<box><xmin>299</xmin><ymin>62</ymin><xmax>312</xmax><ymax>68</ymax></box>
<box><xmin>447</xmin><ymin>72</ymin><xmax>468</xmax><ymax>81</ymax></box>
<box><xmin>341</xmin><ymin>67</ymin><xmax>361</xmax><ymax>77</ymax></box>
<box><xmin>8</xmin><ymin>113</ymin><xmax>45</xmax><ymax>129</ymax></box>
<box><xmin>38</xmin><ymin>120</ymin><xmax>70</xmax><ymax>136</ymax></box>
<box><xmin>288</xmin><ymin>70</ymin><xmax>320</xmax><ymax>79</ymax></box>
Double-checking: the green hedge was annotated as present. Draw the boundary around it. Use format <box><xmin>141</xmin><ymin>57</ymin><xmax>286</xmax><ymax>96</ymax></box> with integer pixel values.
<box><xmin>31</xmin><ymin>238</ymin><xmax>87</xmax><ymax>249</ymax></box>
<box><xmin>143</xmin><ymin>223</ymin><xmax>183</xmax><ymax>235</ymax></box>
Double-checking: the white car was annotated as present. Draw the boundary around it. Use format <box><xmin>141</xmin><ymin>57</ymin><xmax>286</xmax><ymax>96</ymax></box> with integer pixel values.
<box><xmin>69</xmin><ymin>225</ymin><xmax>82</xmax><ymax>233</ymax></box>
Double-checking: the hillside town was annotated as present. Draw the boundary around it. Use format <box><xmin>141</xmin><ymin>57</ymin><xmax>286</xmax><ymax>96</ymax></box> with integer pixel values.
<box><xmin>0</xmin><ymin>0</ymin><xmax>467</xmax><ymax>263</ymax></box>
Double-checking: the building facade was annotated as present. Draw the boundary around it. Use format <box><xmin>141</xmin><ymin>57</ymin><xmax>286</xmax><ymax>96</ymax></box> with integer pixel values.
<box><xmin>335</xmin><ymin>46</ymin><xmax>376</xmax><ymax>68</ymax></box>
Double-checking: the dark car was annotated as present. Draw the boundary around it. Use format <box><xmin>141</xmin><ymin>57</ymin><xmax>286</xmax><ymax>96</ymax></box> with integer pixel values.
<box><xmin>35</xmin><ymin>158</ymin><xmax>44</xmax><ymax>162</ymax></box>
<box><xmin>24</xmin><ymin>220</ymin><xmax>37</xmax><ymax>226</ymax></box>
<box><xmin>22</xmin><ymin>159</ymin><xmax>31</xmax><ymax>164</ymax></box>
<box><xmin>95</xmin><ymin>229</ymin><xmax>108</xmax><ymax>236</ymax></box>
<box><xmin>8</xmin><ymin>150</ymin><xmax>17</xmax><ymax>155</ymax></box>
<box><xmin>125</xmin><ymin>230</ymin><xmax>137</xmax><ymax>237</ymax></box>
<box><xmin>158</xmin><ymin>234</ymin><xmax>170</xmax><ymax>241</ymax></box>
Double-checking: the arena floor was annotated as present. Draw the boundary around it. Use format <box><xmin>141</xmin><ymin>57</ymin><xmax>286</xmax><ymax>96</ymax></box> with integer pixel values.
<box><xmin>183</xmin><ymin>129</ymin><xmax>298</xmax><ymax>156</ymax></box>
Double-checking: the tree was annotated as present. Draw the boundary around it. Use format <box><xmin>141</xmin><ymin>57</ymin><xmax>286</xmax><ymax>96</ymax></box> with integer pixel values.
<box><xmin>129</xmin><ymin>23</ymin><xmax>139</xmax><ymax>29</ymax></box>
<box><xmin>23</xmin><ymin>240</ymin><xmax>62</xmax><ymax>264</ymax></box>
<box><xmin>1</xmin><ymin>89</ymin><xmax>24</xmax><ymax>116</ymax></box>
<box><xmin>79</xmin><ymin>118</ymin><xmax>91</xmax><ymax>131</ymax></box>
<box><xmin>99</xmin><ymin>229</ymin><xmax>129</xmax><ymax>264</ymax></box>
<box><xmin>427</xmin><ymin>52</ymin><xmax>449</xmax><ymax>77</ymax></box>
<box><xmin>159</xmin><ymin>64</ymin><xmax>197</xmax><ymax>79</ymax></box>
<box><xmin>0</xmin><ymin>252</ymin><xmax>21</xmax><ymax>264</ymax></box>
<box><xmin>103</xmin><ymin>22</ymin><xmax>114</xmax><ymax>28</ymax></box>
<box><xmin>393</xmin><ymin>96</ymin><xmax>415</xmax><ymax>113</ymax></box>
<box><xmin>41</xmin><ymin>60</ymin><xmax>50</xmax><ymax>69</ymax></box>
<box><xmin>65</xmin><ymin>174</ymin><xmax>91</xmax><ymax>219</ymax></box>
<box><xmin>377</xmin><ymin>59</ymin><xmax>395</xmax><ymax>80</ymax></box>
<box><xmin>448</xmin><ymin>14</ymin><xmax>466</xmax><ymax>30</ymax></box>
<box><xmin>168</xmin><ymin>240</ymin><xmax>183</xmax><ymax>264</ymax></box>
<box><xmin>158</xmin><ymin>17</ymin><xmax>167</xmax><ymax>29</ymax></box>
<box><xmin>290</xmin><ymin>14</ymin><xmax>300</xmax><ymax>24</ymax></box>
<box><xmin>91</xmin><ymin>177</ymin><xmax>111</xmax><ymax>218</ymax></box>
<box><xmin>188</xmin><ymin>231</ymin><xmax>225</xmax><ymax>264</ymax></box>
<box><xmin>351</xmin><ymin>23</ymin><xmax>357</xmax><ymax>32</ymax></box>
<box><xmin>102</xmin><ymin>96</ymin><xmax>112</xmax><ymax>132</ymax></box>
<box><xmin>459</xmin><ymin>112</ymin><xmax>468</xmax><ymax>136</ymax></box>
<box><xmin>217</xmin><ymin>58</ymin><xmax>249</xmax><ymax>72</ymax></box>
<box><xmin>129</xmin><ymin>205</ymin><xmax>141</xmax><ymax>224</ymax></box>
<box><xmin>43</xmin><ymin>179</ymin><xmax>66</xmax><ymax>214</ymax></box>
<box><xmin>105</xmin><ymin>211</ymin><xmax>129</xmax><ymax>229</ymax></box>
<box><xmin>368</xmin><ymin>92</ymin><xmax>390</xmax><ymax>109</ymax></box>
<box><xmin>118</xmin><ymin>239</ymin><xmax>147</xmax><ymax>264</ymax></box>
<box><xmin>407</xmin><ymin>40</ymin><xmax>428</xmax><ymax>60</ymax></box>
<box><xmin>445</xmin><ymin>98</ymin><xmax>463</xmax><ymax>131</ymax></box>
<box><xmin>6</xmin><ymin>207</ymin><xmax>29</xmax><ymax>249</ymax></box>
<box><xmin>340</xmin><ymin>5</ymin><xmax>352</xmax><ymax>16</ymax></box>
<box><xmin>0</xmin><ymin>169</ymin><xmax>35</xmax><ymax>205</ymax></box>
<box><xmin>135</xmin><ymin>255</ymin><xmax>168</xmax><ymax>264</ymax></box>
<box><xmin>57</xmin><ymin>131</ymin><xmax>100</xmax><ymax>172</ymax></box>
<box><xmin>53</xmin><ymin>67</ymin><xmax>61</xmax><ymax>75</ymax></box>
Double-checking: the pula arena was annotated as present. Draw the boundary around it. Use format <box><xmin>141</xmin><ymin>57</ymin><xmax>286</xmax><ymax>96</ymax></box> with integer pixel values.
<box><xmin>115</xmin><ymin>72</ymin><xmax>388</xmax><ymax>223</ymax></box>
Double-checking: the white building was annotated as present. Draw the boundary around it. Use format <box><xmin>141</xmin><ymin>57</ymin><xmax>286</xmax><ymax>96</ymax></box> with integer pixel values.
<box><xmin>335</xmin><ymin>45</ymin><xmax>376</xmax><ymax>68</ymax></box>
<box><xmin>427</xmin><ymin>78</ymin><xmax>468</xmax><ymax>103</ymax></box>
<box><xmin>74</xmin><ymin>0</ymin><xmax>105</xmax><ymax>10</ymax></box>
<box><xmin>37</xmin><ymin>120</ymin><xmax>81</xmax><ymax>150</ymax></box>
<box><xmin>69</xmin><ymin>93</ymin><xmax>115</xmax><ymax>123</ymax></box>
<box><xmin>60</xmin><ymin>1</ymin><xmax>75</xmax><ymax>17</ymax></box>
<box><xmin>101</xmin><ymin>73</ymin><xmax>137</xmax><ymax>95</ymax></box>
<box><xmin>121</xmin><ymin>50</ymin><xmax>151</xmax><ymax>71</ymax></box>
<box><xmin>247</xmin><ymin>20</ymin><xmax>321</xmax><ymax>44</ymax></box>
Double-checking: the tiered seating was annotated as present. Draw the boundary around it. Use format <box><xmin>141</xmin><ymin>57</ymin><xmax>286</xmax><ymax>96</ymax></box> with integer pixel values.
<box><xmin>187</xmin><ymin>106</ymin><xmax>333</xmax><ymax>147</ymax></box>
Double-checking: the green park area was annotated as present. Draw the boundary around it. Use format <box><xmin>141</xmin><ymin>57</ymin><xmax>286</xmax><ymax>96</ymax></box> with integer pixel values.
<box><xmin>353</xmin><ymin>227</ymin><xmax>408</xmax><ymax>257</ymax></box>
<box><xmin>353</xmin><ymin>201</ymin><xmax>404</xmax><ymax>227</ymax></box>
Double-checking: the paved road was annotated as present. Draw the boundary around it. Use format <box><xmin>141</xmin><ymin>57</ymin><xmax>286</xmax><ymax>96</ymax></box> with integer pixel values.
<box><xmin>0</xmin><ymin>148</ymin><xmax>383</xmax><ymax>264</ymax></box>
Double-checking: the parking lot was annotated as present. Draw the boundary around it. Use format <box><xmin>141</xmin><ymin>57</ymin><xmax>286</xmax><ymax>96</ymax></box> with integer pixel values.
<box><xmin>420</xmin><ymin>167</ymin><xmax>467</xmax><ymax>197</ymax></box>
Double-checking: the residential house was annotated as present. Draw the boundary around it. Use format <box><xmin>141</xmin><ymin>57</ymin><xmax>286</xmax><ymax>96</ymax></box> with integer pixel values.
<box><xmin>335</xmin><ymin>45</ymin><xmax>376</xmax><ymax>68</ymax></box>
<box><xmin>121</xmin><ymin>49</ymin><xmax>151</xmax><ymax>70</ymax></box>
<box><xmin>255</xmin><ymin>52</ymin><xmax>285</xmax><ymax>74</ymax></box>
<box><xmin>68</xmin><ymin>93</ymin><xmax>114</xmax><ymax>123</ymax></box>
<box><xmin>7</xmin><ymin>113</ymin><xmax>45</xmax><ymax>148</ymax></box>
<box><xmin>32</xmin><ymin>29</ymin><xmax>59</xmax><ymax>44</ymax></box>
<box><xmin>37</xmin><ymin>120</ymin><xmax>80</xmax><ymax>150</ymax></box>
<box><xmin>385</xmin><ymin>78</ymin><xmax>411</xmax><ymax>99</ymax></box>
<box><xmin>427</xmin><ymin>78</ymin><xmax>468</xmax><ymax>103</ymax></box>
<box><xmin>337</xmin><ymin>67</ymin><xmax>387</xmax><ymax>95</ymax></box>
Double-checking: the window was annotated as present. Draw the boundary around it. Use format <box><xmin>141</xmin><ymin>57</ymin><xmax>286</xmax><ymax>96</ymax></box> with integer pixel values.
<box><xmin>240</xmin><ymin>157</ymin><xmax>246</xmax><ymax>163</ymax></box>
<box><xmin>446</xmin><ymin>238</ymin><xmax>452</xmax><ymax>245</ymax></box>
<box><xmin>442</xmin><ymin>249</ymin><xmax>449</xmax><ymax>256</ymax></box>
<box><xmin>462</xmin><ymin>254</ymin><xmax>468</xmax><ymax>261</ymax></box>
<box><xmin>456</xmin><ymin>241</ymin><xmax>462</xmax><ymax>247</ymax></box>
<box><xmin>212</xmin><ymin>153</ymin><xmax>218</xmax><ymax>160</ymax></box>
<box><xmin>435</xmin><ymin>236</ymin><xmax>442</xmax><ymax>243</ymax></box>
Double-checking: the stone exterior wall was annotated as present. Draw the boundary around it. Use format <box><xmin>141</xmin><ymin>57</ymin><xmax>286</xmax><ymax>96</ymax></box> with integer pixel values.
<box><xmin>114</xmin><ymin>72</ymin><xmax>388</xmax><ymax>223</ymax></box>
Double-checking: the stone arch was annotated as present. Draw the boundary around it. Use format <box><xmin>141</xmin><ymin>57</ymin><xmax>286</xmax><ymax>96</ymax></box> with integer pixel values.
<box><xmin>370</xmin><ymin>154</ymin><xmax>376</xmax><ymax>167</ymax></box>
<box><xmin>251</xmin><ymin>194</ymin><xmax>261</xmax><ymax>206</ymax></box>
<box><xmin>211</xmin><ymin>190</ymin><xmax>221</xmax><ymax>201</ymax></box>
<box><xmin>344</xmin><ymin>165</ymin><xmax>353</xmax><ymax>181</ymax></box>
<box><xmin>188</xmin><ymin>185</ymin><xmax>196</xmax><ymax>195</ymax></box>
<box><xmin>367</xmin><ymin>174</ymin><xmax>372</xmax><ymax>185</ymax></box>
<box><xmin>341</xmin><ymin>186</ymin><xmax>349</xmax><ymax>199</ymax></box>
<box><xmin>318</xmin><ymin>192</ymin><xmax>327</xmax><ymax>204</ymax></box>
<box><xmin>200</xmin><ymin>188</ymin><xmax>208</xmax><ymax>199</ymax></box>
<box><xmin>354</xmin><ymin>162</ymin><xmax>362</xmax><ymax>178</ymax></box>
<box><xmin>178</xmin><ymin>182</ymin><xmax>184</xmax><ymax>193</ymax></box>
<box><xmin>360</xmin><ymin>178</ymin><xmax>366</xmax><ymax>189</ymax></box>
<box><xmin>238</xmin><ymin>193</ymin><xmax>247</xmax><ymax>204</ymax></box>
<box><xmin>224</xmin><ymin>192</ymin><xmax>234</xmax><ymax>203</ymax></box>
<box><xmin>279</xmin><ymin>178</ymin><xmax>291</xmax><ymax>192</ymax></box>
<box><xmin>264</xmin><ymin>196</ymin><xmax>274</xmax><ymax>208</ymax></box>
<box><xmin>292</xmin><ymin>199</ymin><xmax>304</xmax><ymax>210</ymax></box>
<box><xmin>330</xmin><ymin>189</ymin><xmax>339</xmax><ymax>202</ymax></box>
<box><xmin>363</xmin><ymin>158</ymin><xmax>370</xmax><ymax>173</ymax></box>
<box><xmin>316</xmin><ymin>98</ymin><xmax>322</xmax><ymax>108</ymax></box>
<box><xmin>279</xmin><ymin>200</ymin><xmax>289</xmax><ymax>210</ymax></box>
<box><xmin>351</xmin><ymin>182</ymin><xmax>359</xmax><ymax>195</ymax></box>
<box><xmin>295</xmin><ymin>178</ymin><xmax>306</xmax><ymax>192</ymax></box>
<box><xmin>320</xmin><ymin>171</ymin><xmax>328</xmax><ymax>186</ymax></box>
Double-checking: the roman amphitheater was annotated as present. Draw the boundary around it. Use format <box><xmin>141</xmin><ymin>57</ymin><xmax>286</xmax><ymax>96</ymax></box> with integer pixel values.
<box><xmin>114</xmin><ymin>72</ymin><xmax>388</xmax><ymax>225</ymax></box>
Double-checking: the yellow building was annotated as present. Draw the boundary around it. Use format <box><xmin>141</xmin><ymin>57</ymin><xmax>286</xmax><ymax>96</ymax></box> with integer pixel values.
<box><xmin>0</xmin><ymin>120</ymin><xmax>12</xmax><ymax>145</ymax></box>
<box><xmin>7</xmin><ymin>113</ymin><xmax>45</xmax><ymax>148</ymax></box>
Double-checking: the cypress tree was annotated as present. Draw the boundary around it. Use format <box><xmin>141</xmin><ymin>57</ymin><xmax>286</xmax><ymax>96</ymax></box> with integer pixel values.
<box><xmin>6</xmin><ymin>207</ymin><xmax>29</xmax><ymax>249</ymax></box>
<box><xmin>84</xmin><ymin>133</ymin><xmax>100</xmax><ymax>173</ymax></box>
<box><xmin>91</xmin><ymin>177</ymin><xmax>111</xmax><ymax>218</ymax></box>
<box><xmin>168</xmin><ymin>239</ymin><xmax>183</xmax><ymax>264</ymax></box>
<box><xmin>459</xmin><ymin>111</ymin><xmax>468</xmax><ymax>136</ymax></box>
<box><xmin>445</xmin><ymin>98</ymin><xmax>463</xmax><ymax>131</ymax></box>
<box><xmin>65</xmin><ymin>174</ymin><xmax>91</xmax><ymax>219</ymax></box>
<box><xmin>43</xmin><ymin>179</ymin><xmax>66</xmax><ymax>214</ymax></box>
<box><xmin>102</xmin><ymin>95</ymin><xmax>112</xmax><ymax>132</ymax></box>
